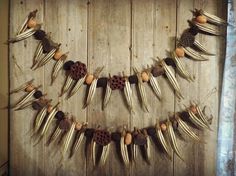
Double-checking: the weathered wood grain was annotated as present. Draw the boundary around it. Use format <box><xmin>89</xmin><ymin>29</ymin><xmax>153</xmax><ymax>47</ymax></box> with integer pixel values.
<box><xmin>194</xmin><ymin>1</ymin><xmax>227</xmax><ymax>176</ymax></box>
<box><xmin>9</xmin><ymin>0</ymin><xmax>226</xmax><ymax>176</ymax></box>
<box><xmin>174</xmin><ymin>0</ymin><xmax>227</xmax><ymax>176</ymax></box>
<box><xmin>174</xmin><ymin>1</ymin><xmax>199</xmax><ymax>176</ymax></box>
<box><xmin>87</xmin><ymin>0</ymin><xmax>131</xmax><ymax>175</ymax></box>
<box><xmin>0</xmin><ymin>0</ymin><xmax>9</xmax><ymax>169</ymax></box>
<box><xmin>43</xmin><ymin>1</ymin><xmax>88</xmax><ymax>176</ymax></box>
<box><xmin>9</xmin><ymin>1</ymin><xmax>45</xmax><ymax>176</ymax></box>
<box><xmin>131</xmin><ymin>0</ymin><xmax>177</xmax><ymax>175</ymax></box>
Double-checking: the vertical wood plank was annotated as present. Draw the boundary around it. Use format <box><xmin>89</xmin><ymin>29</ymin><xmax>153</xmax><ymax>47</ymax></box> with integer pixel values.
<box><xmin>0</xmin><ymin>0</ymin><xmax>9</xmax><ymax>169</ymax></box>
<box><xmin>152</xmin><ymin>0</ymin><xmax>177</xmax><ymax>175</ymax></box>
<box><xmin>131</xmin><ymin>0</ymin><xmax>176</xmax><ymax>175</ymax></box>
<box><xmin>174</xmin><ymin>0</ymin><xmax>197</xmax><ymax>176</ymax></box>
<box><xmin>130</xmin><ymin>1</ymin><xmax>156</xmax><ymax>175</ymax></box>
<box><xmin>42</xmin><ymin>0</ymin><xmax>88</xmax><ymax>176</ymax></box>
<box><xmin>9</xmin><ymin>0</ymin><xmax>45</xmax><ymax>176</ymax></box>
<box><xmin>174</xmin><ymin>0</ymin><xmax>227</xmax><ymax>176</ymax></box>
<box><xmin>194</xmin><ymin>0</ymin><xmax>227</xmax><ymax>176</ymax></box>
<box><xmin>87</xmin><ymin>0</ymin><xmax>131</xmax><ymax>175</ymax></box>
<box><xmin>9</xmin><ymin>0</ymin><xmax>226</xmax><ymax>175</ymax></box>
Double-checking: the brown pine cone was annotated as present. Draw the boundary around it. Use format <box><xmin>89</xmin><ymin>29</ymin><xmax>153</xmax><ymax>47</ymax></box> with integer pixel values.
<box><xmin>70</xmin><ymin>61</ymin><xmax>87</xmax><ymax>80</ymax></box>
<box><xmin>93</xmin><ymin>130</ymin><xmax>111</xmax><ymax>146</ymax></box>
<box><xmin>109</xmin><ymin>75</ymin><xmax>125</xmax><ymax>90</ymax></box>
<box><xmin>180</xmin><ymin>31</ymin><xmax>195</xmax><ymax>47</ymax></box>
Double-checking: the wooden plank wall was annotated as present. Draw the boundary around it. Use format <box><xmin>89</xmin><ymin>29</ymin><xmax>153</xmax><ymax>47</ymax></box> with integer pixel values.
<box><xmin>0</xmin><ymin>0</ymin><xmax>9</xmax><ymax>175</ymax></box>
<box><xmin>9</xmin><ymin>0</ymin><xmax>227</xmax><ymax>176</ymax></box>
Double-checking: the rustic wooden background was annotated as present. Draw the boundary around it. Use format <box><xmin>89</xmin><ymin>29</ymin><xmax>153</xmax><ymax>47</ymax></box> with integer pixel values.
<box><xmin>9</xmin><ymin>0</ymin><xmax>227</xmax><ymax>175</ymax></box>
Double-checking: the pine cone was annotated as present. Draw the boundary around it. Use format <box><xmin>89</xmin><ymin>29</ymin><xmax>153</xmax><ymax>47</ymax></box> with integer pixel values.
<box><xmin>109</xmin><ymin>75</ymin><xmax>125</xmax><ymax>90</ymax></box>
<box><xmin>93</xmin><ymin>130</ymin><xmax>111</xmax><ymax>146</ymax></box>
<box><xmin>70</xmin><ymin>61</ymin><xmax>87</xmax><ymax>80</ymax></box>
<box><xmin>180</xmin><ymin>31</ymin><xmax>195</xmax><ymax>47</ymax></box>
<box><xmin>188</xmin><ymin>26</ymin><xmax>199</xmax><ymax>36</ymax></box>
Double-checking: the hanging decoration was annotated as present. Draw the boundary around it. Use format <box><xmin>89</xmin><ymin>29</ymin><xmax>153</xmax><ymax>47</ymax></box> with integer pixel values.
<box><xmin>8</xmin><ymin>9</ymin><xmax>226</xmax><ymax>113</ymax></box>
<box><xmin>8</xmin><ymin>8</ymin><xmax>225</xmax><ymax>168</ymax></box>
<box><xmin>9</xmin><ymin>80</ymin><xmax>213</xmax><ymax>166</ymax></box>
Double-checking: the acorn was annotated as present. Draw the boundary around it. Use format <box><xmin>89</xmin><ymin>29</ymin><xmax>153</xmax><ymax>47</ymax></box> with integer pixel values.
<box><xmin>190</xmin><ymin>105</ymin><xmax>197</xmax><ymax>114</ymax></box>
<box><xmin>160</xmin><ymin>123</ymin><xmax>167</xmax><ymax>131</ymax></box>
<box><xmin>53</xmin><ymin>50</ymin><xmax>63</xmax><ymax>60</ymax></box>
<box><xmin>27</xmin><ymin>18</ymin><xmax>37</xmax><ymax>28</ymax></box>
<box><xmin>196</xmin><ymin>15</ymin><xmax>207</xmax><ymax>24</ymax></box>
<box><xmin>75</xmin><ymin>122</ymin><xmax>82</xmax><ymax>130</ymax></box>
<box><xmin>85</xmin><ymin>74</ymin><xmax>94</xmax><ymax>85</ymax></box>
<box><xmin>141</xmin><ymin>71</ymin><xmax>149</xmax><ymax>82</ymax></box>
<box><xmin>175</xmin><ymin>47</ymin><xmax>185</xmax><ymax>57</ymax></box>
<box><xmin>25</xmin><ymin>84</ymin><xmax>35</xmax><ymax>92</ymax></box>
<box><xmin>47</xmin><ymin>105</ymin><xmax>53</xmax><ymax>113</ymax></box>
<box><xmin>124</xmin><ymin>132</ymin><xmax>132</xmax><ymax>145</ymax></box>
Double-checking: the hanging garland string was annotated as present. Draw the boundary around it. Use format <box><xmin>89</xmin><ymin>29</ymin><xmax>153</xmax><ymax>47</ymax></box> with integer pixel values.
<box><xmin>8</xmin><ymin>9</ymin><xmax>226</xmax><ymax>112</ymax></box>
<box><xmin>8</xmin><ymin>8</ymin><xmax>224</xmax><ymax>166</ymax></box>
<box><xmin>10</xmin><ymin>80</ymin><xmax>213</xmax><ymax>166</ymax></box>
